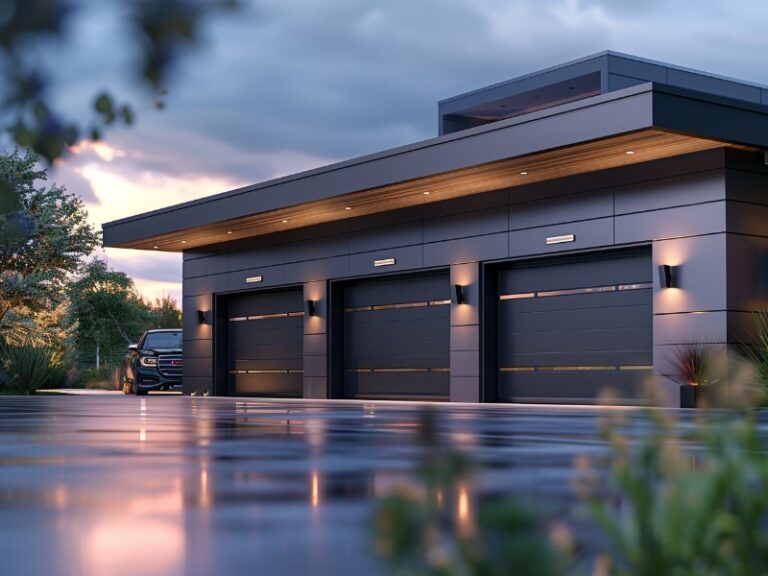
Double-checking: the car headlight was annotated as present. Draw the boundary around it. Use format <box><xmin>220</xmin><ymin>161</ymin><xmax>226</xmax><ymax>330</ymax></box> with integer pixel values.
<box><xmin>139</xmin><ymin>356</ymin><xmax>158</xmax><ymax>367</ymax></box>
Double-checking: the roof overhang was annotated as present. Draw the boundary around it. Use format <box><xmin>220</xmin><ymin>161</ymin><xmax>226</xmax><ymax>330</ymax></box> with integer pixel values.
<box><xmin>103</xmin><ymin>83</ymin><xmax>766</xmax><ymax>252</ymax></box>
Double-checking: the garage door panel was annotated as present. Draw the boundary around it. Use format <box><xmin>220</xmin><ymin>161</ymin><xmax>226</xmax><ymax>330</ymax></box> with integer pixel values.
<box><xmin>227</xmin><ymin>287</ymin><xmax>304</xmax><ymax>397</ymax></box>
<box><xmin>345</xmin><ymin>352</ymin><xmax>449</xmax><ymax>371</ymax></box>
<box><xmin>228</xmin><ymin>291</ymin><xmax>303</xmax><ymax>317</ymax></box>
<box><xmin>500</xmin><ymin>289</ymin><xmax>650</xmax><ymax>313</ymax></box>
<box><xmin>501</xmin><ymin>305</ymin><xmax>651</xmax><ymax>332</ymax></box>
<box><xmin>229</xmin><ymin>321</ymin><xmax>302</xmax><ymax>343</ymax></box>
<box><xmin>231</xmin><ymin>373</ymin><xmax>303</xmax><ymax>397</ymax></box>
<box><xmin>497</xmin><ymin>247</ymin><xmax>652</xmax><ymax>404</ymax></box>
<box><xmin>499</xmin><ymin>370</ymin><xmax>647</xmax><ymax>404</ymax></box>
<box><xmin>501</xmin><ymin>327</ymin><xmax>651</xmax><ymax>355</ymax></box>
<box><xmin>501</xmin><ymin>250</ymin><xmax>649</xmax><ymax>293</ymax></box>
<box><xmin>344</xmin><ymin>371</ymin><xmax>448</xmax><ymax>400</ymax></box>
<box><xmin>500</xmin><ymin>349</ymin><xmax>652</xmax><ymax>368</ymax></box>
<box><xmin>345</xmin><ymin>276</ymin><xmax>450</xmax><ymax>307</ymax></box>
<box><xmin>342</xmin><ymin>271</ymin><xmax>450</xmax><ymax>400</ymax></box>
<box><xmin>346</xmin><ymin>313</ymin><xmax>449</xmax><ymax>338</ymax></box>
<box><xmin>345</xmin><ymin>338</ymin><xmax>448</xmax><ymax>363</ymax></box>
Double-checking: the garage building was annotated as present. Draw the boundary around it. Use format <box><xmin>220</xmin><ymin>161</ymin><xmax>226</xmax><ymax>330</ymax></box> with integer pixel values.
<box><xmin>103</xmin><ymin>52</ymin><xmax>768</xmax><ymax>406</ymax></box>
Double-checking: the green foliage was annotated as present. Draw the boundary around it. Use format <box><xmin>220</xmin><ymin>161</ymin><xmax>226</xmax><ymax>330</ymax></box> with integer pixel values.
<box><xmin>72</xmin><ymin>366</ymin><xmax>111</xmax><ymax>389</ymax></box>
<box><xmin>667</xmin><ymin>342</ymin><xmax>716</xmax><ymax>386</ymax></box>
<box><xmin>578</xmin><ymin>380</ymin><xmax>768</xmax><ymax>576</ymax></box>
<box><xmin>0</xmin><ymin>149</ymin><xmax>99</xmax><ymax>346</ymax></box>
<box><xmin>67</xmin><ymin>259</ymin><xmax>153</xmax><ymax>366</ymax></box>
<box><xmin>149</xmin><ymin>294</ymin><xmax>182</xmax><ymax>329</ymax></box>
<box><xmin>0</xmin><ymin>0</ymin><xmax>239</xmax><ymax>163</ymax></box>
<box><xmin>743</xmin><ymin>310</ymin><xmax>768</xmax><ymax>391</ymax></box>
<box><xmin>373</xmin><ymin>408</ymin><xmax>568</xmax><ymax>576</ymax></box>
<box><xmin>0</xmin><ymin>341</ymin><xmax>66</xmax><ymax>394</ymax></box>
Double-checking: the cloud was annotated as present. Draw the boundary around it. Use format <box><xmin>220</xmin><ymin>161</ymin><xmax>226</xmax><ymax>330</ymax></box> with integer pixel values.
<box><xmin>14</xmin><ymin>0</ymin><xmax>768</xmax><ymax>295</ymax></box>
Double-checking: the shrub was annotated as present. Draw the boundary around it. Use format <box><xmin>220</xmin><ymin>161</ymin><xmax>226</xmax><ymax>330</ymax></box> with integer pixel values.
<box><xmin>71</xmin><ymin>366</ymin><xmax>111</xmax><ymax>389</ymax></box>
<box><xmin>0</xmin><ymin>342</ymin><xmax>65</xmax><ymax>394</ymax></box>
<box><xmin>667</xmin><ymin>342</ymin><xmax>716</xmax><ymax>386</ymax></box>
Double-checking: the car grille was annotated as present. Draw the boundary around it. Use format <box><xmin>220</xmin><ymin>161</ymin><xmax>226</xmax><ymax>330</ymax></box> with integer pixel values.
<box><xmin>158</xmin><ymin>354</ymin><xmax>183</xmax><ymax>378</ymax></box>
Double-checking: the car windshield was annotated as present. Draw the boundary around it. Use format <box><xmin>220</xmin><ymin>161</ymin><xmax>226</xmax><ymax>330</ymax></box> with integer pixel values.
<box><xmin>142</xmin><ymin>331</ymin><xmax>182</xmax><ymax>349</ymax></box>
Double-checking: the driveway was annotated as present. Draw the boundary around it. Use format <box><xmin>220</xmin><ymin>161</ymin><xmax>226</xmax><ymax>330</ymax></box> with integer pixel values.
<box><xmin>0</xmin><ymin>395</ymin><xmax>672</xmax><ymax>575</ymax></box>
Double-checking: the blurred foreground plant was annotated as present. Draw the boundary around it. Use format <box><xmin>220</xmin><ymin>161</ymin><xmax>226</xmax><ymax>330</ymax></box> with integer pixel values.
<box><xmin>373</xmin><ymin>408</ymin><xmax>569</xmax><ymax>576</ymax></box>
<box><xmin>576</xmin><ymin>367</ymin><xmax>768</xmax><ymax>576</ymax></box>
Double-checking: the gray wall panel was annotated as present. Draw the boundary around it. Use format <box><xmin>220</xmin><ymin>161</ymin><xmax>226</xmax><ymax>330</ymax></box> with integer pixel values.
<box><xmin>509</xmin><ymin>218</ymin><xmax>613</xmax><ymax>257</ymax></box>
<box><xmin>451</xmin><ymin>325</ymin><xmax>479</xmax><ymax>351</ymax></box>
<box><xmin>184</xmin><ymin>255</ymin><xmax>229</xmax><ymax>279</ymax></box>
<box><xmin>727</xmin><ymin>202</ymin><xmax>768</xmax><ymax>237</ymax></box>
<box><xmin>284</xmin><ymin>234</ymin><xmax>349</xmax><ymax>263</ymax></box>
<box><xmin>510</xmin><ymin>171</ymin><xmax>614</xmax><ymax>205</ymax></box>
<box><xmin>667</xmin><ymin>68</ymin><xmax>762</xmax><ymax>103</ymax></box>
<box><xmin>451</xmin><ymin>350</ymin><xmax>480</xmax><ymax>377</ymax></box>
<box><xmin>349</xmin><ymin>246</ymin><xmax>422</xmax><ymax>276</ymax></box>
<box><xmin>615</xmin><ymin>202</ymin><xmax>725</xmax><ymax>244</ymax></box>
<box><xmin>615</xmin><ymin>171</ymin><xmax>725</xmax><ymax>215</ymax></box>
<box><xmin>284</xmin><ymin>256</ymin><xmax>350</xmax><ymax>284</ymax></box>
<box><xmin>349</xmin><ymin>222</ymin><xmax>422</xmax><ymax>253</ymax></box>
<box><xmin>183</xmin><ymin>275</ymin><xmax>228</xmax><ymax>297</ymax></box>
<box><xmin>184</xmin><ymin>357</ymin><xmax>213</xmax><ymax>378</ymax></box>
<box><xmin>228</xmin><ymin>245</ymin><xmax>284</xmax><ymax>272</ymax></box>
<box><xmin>425</xmin><ymin>189</ymin><xmax>508</xmax><ymax>217</ymax></box>
<box><xmin>424</xmin><ymin>206</ymin><xmax>507</xmax><ymax>243</ymax></box>
<box><xmin>224</xmin><ymin>265</ymin><xmax>285</xmax><ymax>292</ymax></box>
<box><xmin>184</xmin><ymin>339</ymin><xmax>212</xmax><ymax>358</ymax></box>
<box><xmin>653</xmin><ymin>311</ymin><xmax>728</xmax><ymax>345</ymax></box>
<box><xmin>726</xmin><ymin>170</ymin><xmax>768</xmax><ymax>205</ymax></box>
<box><xmin>509</xmin><ymin>189</ymin><xmax>612</xmax><ymax>230</ymax></box>
<box><xmin>424</xmin><ymin>233</ymin><xmax>508</xmax><ymax>267</ymax></box>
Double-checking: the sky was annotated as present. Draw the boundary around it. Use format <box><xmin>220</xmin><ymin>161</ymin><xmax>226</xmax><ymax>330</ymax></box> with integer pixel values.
<box><xmin>34</xmin><ymin>0</ymin><xmax>768</xmax><ymax>304</ymax></box>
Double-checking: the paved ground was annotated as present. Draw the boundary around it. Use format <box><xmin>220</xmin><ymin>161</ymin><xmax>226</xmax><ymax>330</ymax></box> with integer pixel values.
<box><xmin>0</xmin><ymin>395</ymin><xmax>687</xmax><ymax>575</ymax></box>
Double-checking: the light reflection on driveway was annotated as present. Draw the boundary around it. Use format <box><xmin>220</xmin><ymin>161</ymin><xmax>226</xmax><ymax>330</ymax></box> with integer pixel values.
<box><xmin>0</xmin><ymin>395</ymin><xmax>684</xmax><ymax>575</ymax></box>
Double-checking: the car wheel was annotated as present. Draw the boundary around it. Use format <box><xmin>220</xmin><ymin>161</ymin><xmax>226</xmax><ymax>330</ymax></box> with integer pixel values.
<box><xmin>134</xmin><ymin>375</ymin><xmax>144</xmax><ymax>396</ymax></box>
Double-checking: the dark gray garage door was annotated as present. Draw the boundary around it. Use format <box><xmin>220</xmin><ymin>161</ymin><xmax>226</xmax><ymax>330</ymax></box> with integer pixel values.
<box><xmin>227</xmin><ymin>288</ymin><xmax>304</xmax><ymax>397</ymax></box>
<box><xmin>342</xmin><ymin>272</ymin><xmax>450</xmax><ymax>400</ymax></box>
<box><xmin>498</xmin><ymin>247</ymin><xmax>652</xmax><ymax>404</ymax></box>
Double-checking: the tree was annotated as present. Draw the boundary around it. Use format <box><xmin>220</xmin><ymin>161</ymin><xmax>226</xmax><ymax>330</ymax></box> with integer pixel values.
<box><xmin>67</xmin><ymin>259</ymin><xmax>153</xmax><ymax>367</ymax></box>
<box><xmin>1</xmin><ymin>0</ymin><xmax>239</xmax><ymax>164</ymax></box>
<box><xmin>149</xmin><ymin>294</ymin><xmax>182</xmax><ymax>329</ymax></box>
<box><xmin>0</xmin><ymin>149</ymin><xmax>100</xmax><ymax>345</ymax></box>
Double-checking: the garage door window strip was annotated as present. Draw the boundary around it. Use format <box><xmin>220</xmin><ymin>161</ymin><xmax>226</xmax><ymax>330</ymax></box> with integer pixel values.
<box><xmin>499</xmin><ymin>282</ymin><xmax>652</xmax><ymax>301</ymax></box>
<box><xmin>228</xmin><ymin>311</ymin><xmax>304</xmax><ymax>321</ymax></box>
<box><xmin>344</xmin><ymin>299</ymin><xmax>451</xmax><ymax>313</ymax></box>
<box><xmin>229</xmin><ymin>369</ymin><xmax>305</xmax><ymax>374</ymax></box>
<box><xmin>500</xmin><ymin>365</ymin><xmax>652</xmax><ymax>372</ymax></box>
<box><xmin>346</xmin><ymin>368</ymin><xmax>449</xmax><ymax>373</ymax></box>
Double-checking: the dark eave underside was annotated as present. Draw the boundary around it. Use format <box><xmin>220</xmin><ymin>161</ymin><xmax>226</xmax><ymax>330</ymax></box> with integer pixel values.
<box><xmin>118</xmin><ymin>130</ymin><xmax>751</xmax><ymax>251</ymax></box>
<box><xmin>102</xmin><ymin>83</ymin><xmax>768</xmax><ymax>252</ymax></box>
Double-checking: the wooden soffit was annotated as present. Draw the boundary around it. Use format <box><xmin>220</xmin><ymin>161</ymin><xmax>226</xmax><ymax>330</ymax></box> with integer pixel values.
<box><xmin>120</xmin><ymin>129</ymin><xmax>754</xmax><ymax>251</ymax></box>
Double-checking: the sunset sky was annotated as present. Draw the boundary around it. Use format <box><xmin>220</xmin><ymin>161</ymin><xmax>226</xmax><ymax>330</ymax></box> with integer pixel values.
<box><xmin>40</xmin><ymin>0</ymin><xmax>768</xmax><ymax>303</ymax></box>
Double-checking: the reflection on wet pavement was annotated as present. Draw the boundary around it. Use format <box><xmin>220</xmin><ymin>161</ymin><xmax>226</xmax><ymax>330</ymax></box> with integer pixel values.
<box><xmin>0</xmin><ymin>396</ymin><xmax>693</xmax><ymax>575</ymax></box>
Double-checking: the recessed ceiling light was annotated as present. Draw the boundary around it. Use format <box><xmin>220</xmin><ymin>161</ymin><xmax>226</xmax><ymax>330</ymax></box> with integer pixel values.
<box><xmin>626</xmin><ymin>150</ymin><xmax>635</xmax><ymax>155</ymax></box>
<box><xmin>227</xmin><ymin>231</ymin><xmax>233</xmax><ymax>235</ymax></box>
<box><xmin>282</xmin><ymin>219</ymin><xmax>289</xmax><ymax>223</ymax></box>
<box><xmin>519</xmin><ymin>171</ymin><xmax>528</xmax><ymax>175</ymax></box>
<box><xmin>344</xmin><ymin>206</ymin><xmax>351</xmax><ymax>210</ymax></box>
<box><xmin>153</xmin><ymin>246</ymin><xmax>159</xmax><ymax>249</ymax></box>
<box><xmin>423</xmin><ymin>191</ymin><xmax>431</xmax><ymax>195</ymax></box>
<box><xmin>181</xmin><ymin>240</ymin><xmax>187</xmax><ymax>244</ymax></box>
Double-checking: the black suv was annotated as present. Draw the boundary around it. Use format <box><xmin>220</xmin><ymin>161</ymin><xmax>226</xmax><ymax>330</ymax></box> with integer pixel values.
<box><xmin>122</xmin><ymin>329</ymin><xmax>183</xmax><ymax>395</ymax></box>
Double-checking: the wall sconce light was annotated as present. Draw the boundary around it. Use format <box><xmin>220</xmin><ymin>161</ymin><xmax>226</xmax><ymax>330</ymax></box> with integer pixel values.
<box><xmin>658</xmin><ymin>264</ymin><xmax>677</xmax><ymax>289</ymax></box>
<box><xmin>304</xmin><ymin>299</ymin><xmax>316</xmax><ymax>316</ymax></box>
<box><xmin>197</xmin><ymin>310</ymin><xmax>209</xmax><ymax>324</ymax></box>
<box><xmin>452</xmin><ymin>284</ymin><xmax>466</xmax><ymax>305</ymax></box>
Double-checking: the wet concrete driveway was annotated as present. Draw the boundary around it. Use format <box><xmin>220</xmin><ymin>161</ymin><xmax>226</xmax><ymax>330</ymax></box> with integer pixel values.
<box><xmin>0</xmin><ymin>395</ymin><xmax>667</xmax><ymax>575</ymax></box>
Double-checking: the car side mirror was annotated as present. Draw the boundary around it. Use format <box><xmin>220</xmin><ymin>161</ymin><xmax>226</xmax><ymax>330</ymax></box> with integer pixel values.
<box><xmin>128</xmin><ymin>344</ymin><xmax>138</xmax><ymax>351</ymax></box>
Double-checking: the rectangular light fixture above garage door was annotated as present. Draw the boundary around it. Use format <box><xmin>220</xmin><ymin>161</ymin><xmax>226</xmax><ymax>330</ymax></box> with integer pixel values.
<box><xmin>246</xmin><ymin>275</ymin><xmax>263</xmax><ymax>283</ymax></box>
<box><xmin>546</xmin><ymin>234</ymin><xmax>575</xmax><ymax>245</ymax></box>
<box><xmin>374</xmin><ymin>258</ymin><xmax>396</xmax><ymax>267</ymax></box>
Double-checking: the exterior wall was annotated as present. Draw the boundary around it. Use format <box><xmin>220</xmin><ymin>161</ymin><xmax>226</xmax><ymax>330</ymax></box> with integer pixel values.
<box><xmin>181</xmin><ymin>148</ymin><xmax>759</xmax><ymax>405</ymax></box>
